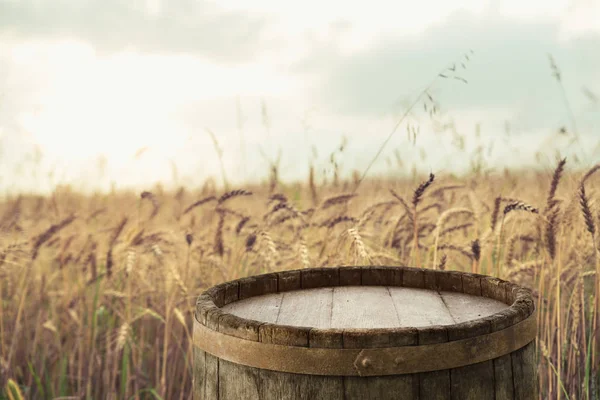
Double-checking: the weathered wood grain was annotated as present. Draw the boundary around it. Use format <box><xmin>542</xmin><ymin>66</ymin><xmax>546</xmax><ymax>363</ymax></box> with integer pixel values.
<box><xmin>204</xmin><ymin>308</ymin><xmax>221</xmax><ymax>399</ymax></box>
<box><xmin>441</xmin><ymin>291</ymin><xmax>508</xmax><ymax>323</ymax></box>
<box><xmin>239</xmin><ymin>273</ymin><xmax>278</xmax><ymax>300</ymax></box>
<box><xmin>193</xmin><ymin>347</ymin><xmax>206</xmax><ymax>399</ymax></box>
<box><xmin>222</xmin><ymin>286</ymin><xmax>508</xmax><ymax>328</ymax></box>
<box><xmin>417</xmin><ymin>326</ymin><xmax>451</xmax><ymax>400</ymax></box>
<box><xmin>218</xmin><ymin>358</ymin><xmax>261</xmax><ymax>400</ymax></box>
<box><xmin>331</xmin><ymin>286</ymin><xmax>399</xmax><ymax>329</ymax></box>
<box><xmin>258</xmin><ymin>369</ymin><xmax>344</xmax><ymax>400</ymax></box>
<box><xmin>276</xmin><ymin>288</ymin><xmax>333</xmax><ymax>328</ymax></box>
<box><xmin>448</xmin><ymin>319</ymin><xmax>495</xmax><ymax>400</ymax></box>
<box><xmin>389</xmin><ymin>287</ymin><xmax>455</xmax><ymax>327</ymax></box>
<box><xmin>301</xmin><ymin>267</ymin><xmax>339</xmax><ymax>289</ymax></box>
<box><xmin>512</xmin><ymin>341</ymin><xmax>537</xmax><ymax>400</ymax></box>
<box><xmin>339</xmin><ymin>266</ymin><xmax>362</xmax><ymax>285</ymax></box>
<box><xmin>223</xmin><ymin>292</ymin><xmax>283</xmax><ymax>324</ymax></box>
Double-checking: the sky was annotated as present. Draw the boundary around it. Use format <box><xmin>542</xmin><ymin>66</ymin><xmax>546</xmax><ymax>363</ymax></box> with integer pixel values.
<box><xmin>0</xmin><ymin>0</ymin><xmax>599</xmax><ymax>194</ymax></box>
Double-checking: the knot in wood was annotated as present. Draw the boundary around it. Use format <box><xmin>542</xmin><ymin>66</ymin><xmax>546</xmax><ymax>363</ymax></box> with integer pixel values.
<box><xmin>394</xmin><ymin>356</ymin><xmax>403</xmax><ymax>366</ymax></box>
<box><xmin>360</xmin><ymin>357</ymin><xmax>372</xmax><ymax>368</ymax></box>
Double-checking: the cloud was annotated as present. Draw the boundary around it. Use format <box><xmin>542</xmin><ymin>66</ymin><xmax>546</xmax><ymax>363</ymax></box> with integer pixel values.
<box><xmin>293</xmin><ymin>10</ymin><xmax>600</xmax><ymax>132</ymax></box>
<box><xmin>0</xmin><ymin>0</ymin><xmax>272</xmax><ymax>63</ymax></box>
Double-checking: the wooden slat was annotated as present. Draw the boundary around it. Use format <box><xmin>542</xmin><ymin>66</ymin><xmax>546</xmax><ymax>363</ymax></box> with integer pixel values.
<box><xmin>193</xmin><ymin>347</ymin><xmax>206</xmax><ymax>399</ymax></box>
<box><xmin>402</xmin><ymin>267</ymin><xmax>425</xmax><ymax>288</ymax></box>
<box><xmin>331</xmin><ymin>286</ymin><xmax>399</xmax><ymax>329</ymax></box>
<box><xmin>389</xmin><ymin>287</ymin><xmax>455</xmax><ymax>327</ymax></box>
<box><xmin>223</xmin><ymin>281</ymin><xmax>239</xmax><ymax>305</ymax></box>
<box><xmin>276</xmin><ymin>288</ymin><xmax>333</xmax><ymax>329</ymax></box>
<box><xmin>278</xmin><ymin>270</ymin><xmax>301</xmax><ymax>292</ymax></box>
<box><xmin>362</xmin><ymin>266</ymin><xmax>401</xmax><ymax>286</ymax></box>
<box><xmin>512</xmin><ymin>341</ymin><xmax>537</xmax><ymax>400</ymax></box>
<box><xmin>302</xmin><ymin>267</ymin><xmax>339</xmax><ymax>289</ymax></box>
<box><xmin>343</xmin><ymin>376</ymin><xmax>418</xmax><ymax>400</ymax></box>
<box><xmin>462</xmin><ymin>274</ymin><xmax>482</xmax><ymax>296</ymax></box>
<box><xmin>258</xmin><ymin>370</ymin><xmax>344</xmax><ymax>400</ymax></box>
<box><xmin>222</xmin><ymin>292</ymin><xmax>284</xmax><ymax>324</ymax></box>
<box><xmin>494</xmin><ymin>354</ymin><xmax>515</xmax><ymax>400</ymax></box>
<box><xmin>440</xmin><ymin>291</ymin><xmax>508</xmax><ymax>323</ymax></box>
<box><xmin>218</xmin><ymin>314</ymin><xmax>261</xmax><ymax>341</ymax></box>
<box><xmin>205</xmin><ymin>309</ymin><xmax>221</xmax><ymax>400</ymax></box>
<box><xmin>491</xmin><ymin>307</ymin><xmax>524</xmax><ymax>399</ymax></box>
<box><xmin>239</xmin><ymin>274</ymin><xmax>278</xmax><ymax>300</ymax></box>
<box><xmin>218</xmin><ymin>358</ymin><xmax>261</xmax><ymax>400</ymax></box>
<box><xmin>204</xmin><ymin>354</ymin><xmax>219</xmax><ymax>400</ymax></box>
<box><xmin>259</xmin><ymin>324</ymin><xmax>310</xmax><ymax>347</ymax></box>
<box><xmin>448</xmin><ymin>319</ymin><xmax>495</xmax><ymax>400</ymax></box>
<box><xmin>418</xmin><ymin>326</ymin><xmax>451</xmax><ymax>400</ymax></box>
<box><xmin>339</xmin><ymin>267</ymin><xmax>362</xmax><ymax>285</ymax></box>
<box><xmin>481</xmin><ymin>277</ymin><xmax>509</xmax><ymax>303</ymax></box>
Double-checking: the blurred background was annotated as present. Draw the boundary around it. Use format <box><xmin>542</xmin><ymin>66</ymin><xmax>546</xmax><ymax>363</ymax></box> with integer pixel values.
<box><xmin>0</xmin><ymin>0</ymin><xmax>599</xmax><ymax>194</ymax></box>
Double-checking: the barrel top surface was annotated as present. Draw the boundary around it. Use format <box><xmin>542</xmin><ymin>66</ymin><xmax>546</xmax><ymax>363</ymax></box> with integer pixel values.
<box><xmin>221</xmin><ymin>286</ymin><xmax>508</xmax><ymax>329</ymax></box>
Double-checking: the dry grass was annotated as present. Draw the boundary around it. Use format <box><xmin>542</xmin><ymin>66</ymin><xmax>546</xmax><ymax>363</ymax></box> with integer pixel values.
<box><xmin>1</xmin><ymin>165</ymin><xmax>600</xmax><ymax>399</ymax></box>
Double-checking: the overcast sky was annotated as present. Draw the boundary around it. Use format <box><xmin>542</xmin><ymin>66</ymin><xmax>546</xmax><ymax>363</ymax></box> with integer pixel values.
<box><xmin>0</xmin><ymin>0</ymin><xmax>599</xmax><ymax>194</ymax></box>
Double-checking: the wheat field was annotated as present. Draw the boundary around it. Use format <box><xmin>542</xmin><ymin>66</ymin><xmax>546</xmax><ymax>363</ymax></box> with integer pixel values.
<box><xmin>1</xmin><ymin>161</ymin><xmax>600</xmax><ymax>399</ymax></box>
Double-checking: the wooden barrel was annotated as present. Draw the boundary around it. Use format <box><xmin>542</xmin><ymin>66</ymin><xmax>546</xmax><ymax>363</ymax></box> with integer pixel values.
<box><xmin>193</xmin><ymin>266</ymin><xmax>537</xmax><ymax>400</ymax></box>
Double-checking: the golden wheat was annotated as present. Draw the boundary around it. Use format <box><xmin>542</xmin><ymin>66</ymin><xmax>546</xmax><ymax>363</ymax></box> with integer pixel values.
<box><xmin>1</xmin><ymin>169</ymin><xmax>599</xmax><ymax>398</ymax></box>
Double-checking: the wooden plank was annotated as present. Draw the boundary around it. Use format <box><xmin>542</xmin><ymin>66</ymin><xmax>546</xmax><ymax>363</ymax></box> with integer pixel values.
<box><xmin>418</xmin><ymin>326</ymin><xmax>451</xmax><ymax>400</ymax></box>
<box><xmin>196</xmin><ymin>294</ymin><xmax>218</xmax><ymax>325</ymax></box>
<box><xmin>448</xmin><ymin>319</ymin><xmax>495</xmax><ymax>400</ymax></box>
<box><xmin>440</xmin><ymin>291</ymin><xmax>508</xmax><ymax>323</ymax></box>
<box><xmin>218</xmin><ymin>358</ymin><xmax>261</xmax><ymax>400</ymax></box>
<box><xmin>436</xmin><ymin>271</ymin><xmax>464</xmax><ymax>292</ymax></box>
<box><xmin>423</xmin><ymin>270</ymin><xmax>463</xmax><ymax>292</ymax></box>
<box><xmin>259</xmin><ymin>324</ymin><xmax>310</xmax><ymax>347</ymax></box>
<box><xmin>490</xmin><ymin>307</ymin><xmax>519</xmax><ymax>400</ymax></box>
<box><xmin>362</xmin><ymin>267</ymin><xmax>401</xmax><ymax>286</ymax></box>
<box><xmin>258</xmin><ymin>369</ymin><xmax>344</xmax><ymax>400</ymax></box>
<box><xmin>205</xmin><ymin>309</ymin><xmax>221</xmax><ymax>400</ymax></box>
<box><xmin>481</xmin><ymin>277</ymin><xmax>508</xmax><ymax>303</ymax></box>
<box><xmin>278</xmin><ymin>270</ymin><xmax>301</xmax><ymax>292</ymax></box>
<box><xmin>512</xmin><ymin>341</ymin><xmax>537</xmax><ymax>400</ymax></box>
<box><xmin>309</xmin><ymin>328</ymin><xmax>344</xmax><ymax>348</ymax></box>
<box><xmin>339</xmin><ymin>267</ymin><xmax>362</xmax><ymax>285</ymax></box>
<box><xmin>218</xmin><ymin>313</ymin><xmax>261</xmax><ymax>341</ymax></box>
<box><xmin>462</xmin><ymin>274</ymin><xmax>482</xmax><ymax>296</ymax></box>
<box><xmin>276</xmin><ymin>288</ymin><xmax>333</xmax><ymax>329</ymax></box>
<box><xmin>389</xmin><ymin>287</ymin><xmax>455</xmax><ymax>327</ymax></box>
<box><xmin>450</xmin><ymin>359</ymin><xmax>495</xmax><ymax>400</ymax></box>
<box><xmin>331</xmin><ymin>286</ymin><xmax>399</xmax><ymax>329</ymax></box>
<box><xmin>302</xmin><ymin>267</ymin><xmax>339</xmax><ymax>289</ymax></box>
<box><xmin>223</xmin><ymin>281</ymin><xmax>239</xmax><ymax>305</ymax></box>
<box><xmin>222</xmin><ymin>292</ymin><xmax>284</xmax><ymax>324</ymax></box>
<box><xmin>193</xmin><ymin>347</ymin><xmax>206</xmax><ymax>400</ymax></box>
<box><xmin>343</xmin><ymin>375</ymin><xmax>418</xmax><ymax>400</ymax></box>
<box><xmin>494</xmin><ymin>354</ymin><xmax>514</xmax><ymax>400</ymax></box>
<box><xmin>239</xmin><ymin>273</ymin><xmax>278</xmax><ymax>300</ymax></box>
<box><xmin>206</xmin><ymin>285</ymin><xmax>225</xmax><ymax>307</ymax></box>
<box><xmin>402</xmin><ymin>267</ymin><xmax>425</xmax><ymax>288</ymax></box>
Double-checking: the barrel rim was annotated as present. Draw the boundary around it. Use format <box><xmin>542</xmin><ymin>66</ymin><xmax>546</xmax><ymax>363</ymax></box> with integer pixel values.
<box><xmin>195</xmin><ymin>266</ymin><xmax>535</xmax><ymax>349</ymax></box>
